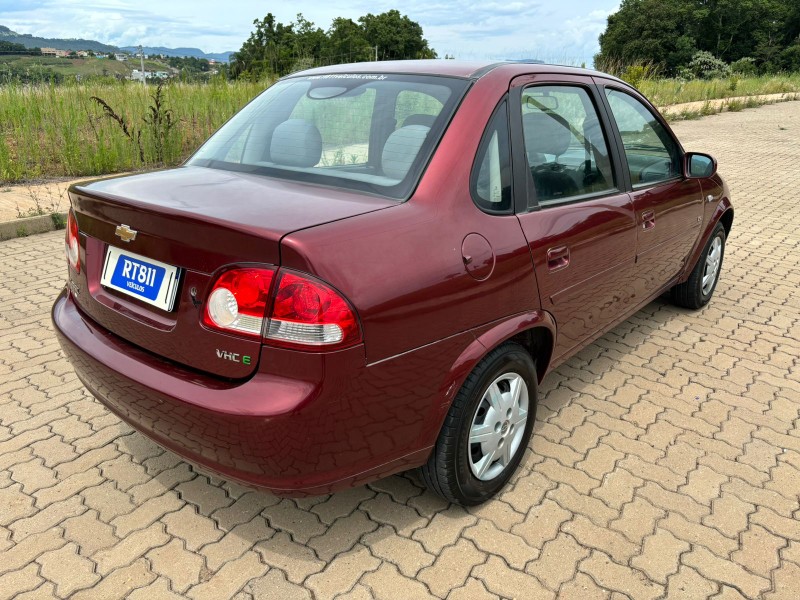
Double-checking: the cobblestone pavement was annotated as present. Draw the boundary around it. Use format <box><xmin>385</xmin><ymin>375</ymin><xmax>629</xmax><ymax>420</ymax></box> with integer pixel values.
<box><xmin>1</xmin><ymin>102</ymin><xmax>799</xmax><ymax>600</ymax></box>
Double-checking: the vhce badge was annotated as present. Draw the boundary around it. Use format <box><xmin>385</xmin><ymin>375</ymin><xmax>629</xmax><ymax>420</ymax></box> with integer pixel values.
<box><xmin>114</xmin><ymin>224</ymin><xmax>138</xmax><ymax>243</ymax></box>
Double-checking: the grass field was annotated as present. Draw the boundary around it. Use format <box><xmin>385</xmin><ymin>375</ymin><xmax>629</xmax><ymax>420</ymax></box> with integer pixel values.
<box><xmin>1</xmin><ymin>72</ymin><xmax>799</xmax><ymax>183</ymax></box>
<box><xmin>638</xmin><ymin>73</ymin><xmax>800</xmax><ymax>106</ymax></box>
<box><xmin>0</xmin><ymin>79</ymin><xmax>266</xmax><ymax>182</ymax></box>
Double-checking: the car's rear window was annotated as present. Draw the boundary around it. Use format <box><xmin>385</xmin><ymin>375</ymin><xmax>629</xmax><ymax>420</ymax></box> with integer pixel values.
<box><xmin>189</xmin><ymin>74</ymin><xmax>470</xmax><ymax>199</ymax></box>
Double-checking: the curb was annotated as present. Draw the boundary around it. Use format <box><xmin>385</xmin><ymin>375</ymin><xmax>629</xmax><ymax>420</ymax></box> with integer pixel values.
<box><xmin>0</xmin><ymin>213</ymin><xmax>68</xmax><ymax>242</ymax></box>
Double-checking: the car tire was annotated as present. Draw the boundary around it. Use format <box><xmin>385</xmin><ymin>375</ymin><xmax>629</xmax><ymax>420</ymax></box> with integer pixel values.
<box><xmin>671</xmin><ymin>223</ymin><xmax>726</xmax><ymax>310</ymax></box>
<box><xmin>420</xmin><ymin>342</ymin><xmax>537</xmax><ymax>505</ymax></box>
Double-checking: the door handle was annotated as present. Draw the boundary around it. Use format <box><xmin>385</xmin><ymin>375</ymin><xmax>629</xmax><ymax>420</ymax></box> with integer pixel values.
<box><xmin>641</xmin><ymin>210</ymin><xmax>655</xmax><ymax>230</ymax></box>
<box><xmin>547</xmin><ymin>245</ymin><xmax>570</xmax><ymax>272</ymax></box>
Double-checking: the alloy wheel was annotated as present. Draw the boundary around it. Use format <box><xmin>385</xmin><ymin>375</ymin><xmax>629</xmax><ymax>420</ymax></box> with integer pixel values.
<box><xmin>468</xmin><ymin>373</ymin><xmax>529</xmax><ymax>481</ymax></box>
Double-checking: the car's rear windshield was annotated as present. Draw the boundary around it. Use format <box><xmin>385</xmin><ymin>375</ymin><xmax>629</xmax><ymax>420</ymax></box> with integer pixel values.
<box><xmin>189</xmin><ymin>73</ymin><xmax>470</xmax><ymax>199</ymax></box>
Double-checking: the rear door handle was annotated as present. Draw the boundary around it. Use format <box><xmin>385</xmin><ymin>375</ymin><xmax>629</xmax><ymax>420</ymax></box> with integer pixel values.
<box><xmin>641</xmin><ymin>210</ymin><xmax>655</xmax><ymax>230</ymax></box>
<box><xmin>547</xmin><ymin>245</ymin><xmax>570</xmax><ymax>272</ymax></box>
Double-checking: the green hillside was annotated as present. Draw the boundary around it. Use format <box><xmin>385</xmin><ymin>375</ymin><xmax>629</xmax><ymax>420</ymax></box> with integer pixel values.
<box><xmin>0</xmin><ymin>25</ymin><xmax>117</xmax><ymax>53</ymax></box>
<box><xmin>0</xmin><ymin>55</ymin><xmax>171</xmax><ymax>83</ymax></box>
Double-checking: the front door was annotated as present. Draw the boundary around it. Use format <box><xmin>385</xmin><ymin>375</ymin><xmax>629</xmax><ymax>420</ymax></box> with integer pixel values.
<box><xmin>511</xmin><ymin>76</ymin><xmax>637</xmax><ymax>361</ymax></box>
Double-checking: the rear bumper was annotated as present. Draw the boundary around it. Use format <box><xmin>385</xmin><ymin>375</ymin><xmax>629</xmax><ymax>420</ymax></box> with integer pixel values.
<box><xmin>52</xmin><ymin>287</ymin><xmax>448</xmax><ymax>495</ymax></box>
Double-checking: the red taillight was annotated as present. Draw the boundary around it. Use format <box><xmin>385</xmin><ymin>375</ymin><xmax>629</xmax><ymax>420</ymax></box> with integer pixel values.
<box><xmin>203</xmin><ymin>268</ymin><xmax>276</xmax><ymax>339</ymax></box>
<box><xmin>202</xmin><ymin>267</ymin><xmax>362</xmax><ymax>351</ymax></box>
<box><xmin>65</xmin><ymin>210</ymin><xmax>80</xmax><ymax>273</ymax></box>
<box><xmin>266</xmin><ymin>270</ymin><xmax>361</xmax><ymax>350</ymax></box>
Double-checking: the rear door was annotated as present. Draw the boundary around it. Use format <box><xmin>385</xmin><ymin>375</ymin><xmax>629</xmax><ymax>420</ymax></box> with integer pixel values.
<box><xmin>511</xmin><ymin>74</ymin><xmax>637</xmax><ymax>361</ymax></box>
<box><xmin>596</xmin><ymin>82</ymin><xmax>703</xmax><ymax>294</ymax></box>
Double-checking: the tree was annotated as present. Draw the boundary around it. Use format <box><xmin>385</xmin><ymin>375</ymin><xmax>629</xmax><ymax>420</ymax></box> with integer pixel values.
<box><xmin>597</xmin><ymin>0</ymin><xmax>800</xmax><ymax>74</ymax></box>
<box><xmin>358</xmin><ymin>10</ymin><xmax>436</xmax><ymax>59</ymax></box>
<box><xmin>597</xmin><ymin>0</ymin><xmax>699</xmax><ymax>73</ymax></box>
<box><xmin>229</xmin><ymin>13</ymin><xmax>295</xmax><ymax>79</ymax></box>
<box><xmin>230</xmin><ymin>10</ymin><xmax>436</xmax><ymax>80</ymax></box>
<box><xmin>292</xmin><ymin>14</ymin><xmax>326</xmax><ymax>59</ymax></box>
<box><xmin>326</xmin><ymin>17</ymin><xmax>370</xmax><ymax>63</ymax></box>
<box><xmin>0</xmin><ymin>40</ymin><xmax>24</xmax><ymax>52</ymax></box>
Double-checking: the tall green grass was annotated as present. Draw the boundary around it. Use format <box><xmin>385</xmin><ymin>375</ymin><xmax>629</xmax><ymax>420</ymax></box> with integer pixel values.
<box><xmin>2</xmin><ymin>73</ymin><xmax>800</xmax><ymax>183</ymax></box>
<box><xmin>637</xmin><ymin>73</ymin><xmax>800</xmax><ymax>106</ymax></box>
<box><xmin>0</xmin><ymin>79</ymin><xmax>266</xmax><ymax>182</ymax></box>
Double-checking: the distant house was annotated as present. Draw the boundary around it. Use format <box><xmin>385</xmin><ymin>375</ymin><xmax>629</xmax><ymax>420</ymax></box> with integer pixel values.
<box><xmin>41</xmin><ymin>47</ymin><xmax>69</xmax><ymax>57</ymax></box>
<box><xmin>130</xmin><ymin>69</ymin><xmax>171</xmax><ymax>82</ymax></box>
<box><xmin>114</xmin><ymin>53</ymin><xmax>128</xmax><ymax>61</ymax></box>
<box><xmin>77</xmin><ymin>51</ymin><xmax>89</xmax><ymax>57</ymax></box>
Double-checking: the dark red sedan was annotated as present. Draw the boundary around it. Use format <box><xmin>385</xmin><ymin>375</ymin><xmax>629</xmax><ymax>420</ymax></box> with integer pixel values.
<box><xmin>53</xmin><ymin>60</ymin><xmax>733</xmax><ymax>505</ymax></box>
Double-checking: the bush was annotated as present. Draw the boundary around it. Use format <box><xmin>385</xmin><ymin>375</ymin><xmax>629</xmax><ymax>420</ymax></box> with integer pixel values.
<box><xmin>689</xmin><ymin>51</ymin><xmax>730</xmax><ymax>79</ymax></box>
<box><xmin>620</xmin><ymin>62</ymin><xmax>658</xmax><ymax>88</ymax></box>
<box><xmin>779</xmin><ymin>44</ymin><xmax>800</xmax><ymax>72</ymax></box>
<box><xmin>730</xmin><ymin>57</ymin><xmax>757</xmax><ymax>76</ymax></box>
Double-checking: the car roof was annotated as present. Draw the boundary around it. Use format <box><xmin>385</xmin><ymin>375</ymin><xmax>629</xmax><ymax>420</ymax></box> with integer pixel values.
<box><xmin>289</xmin><ymin>59</ymin><xmax>626</xmax><ymax>84</ymax></box>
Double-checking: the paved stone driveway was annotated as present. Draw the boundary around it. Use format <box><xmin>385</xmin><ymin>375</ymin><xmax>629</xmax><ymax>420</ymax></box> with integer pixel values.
<box><xmin>1</xmin><ymin>102</ymin><xmax>799</xmax><ymax>600</ymax></box>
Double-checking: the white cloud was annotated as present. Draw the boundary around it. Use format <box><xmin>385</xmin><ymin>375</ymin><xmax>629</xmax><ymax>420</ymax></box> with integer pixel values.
<box><xmin>1</xmin><ymin>0</ymin><xmax>620</xmax><ymax>60</ymax></box>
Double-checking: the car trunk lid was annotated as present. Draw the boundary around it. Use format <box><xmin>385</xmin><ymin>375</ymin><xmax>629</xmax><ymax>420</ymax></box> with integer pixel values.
<box><xmin>68</xmin><ymin>166</ymin><xmax>393</xmax><ymax>378</ymax></box>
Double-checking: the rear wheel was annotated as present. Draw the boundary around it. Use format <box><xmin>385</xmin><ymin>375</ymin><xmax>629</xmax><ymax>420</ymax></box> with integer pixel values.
<box><xmin>671</xmin><ymin>223</ymin><xmax>726</xmax><ymax>310</ymax></box>
<box><xmin>420</xmin><ymin>342</ymin><xmax>537</xmax><ymax>505</ymax></box>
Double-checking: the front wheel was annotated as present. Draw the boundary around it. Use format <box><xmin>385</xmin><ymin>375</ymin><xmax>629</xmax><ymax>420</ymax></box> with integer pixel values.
<box><xmin>671</xmin><ymin>222</ymin><xmax>726</xmax><ymax>310</ymax></box>
<box><xmin>420</xmin><ymin>342</ymin><xmax>537</xmax><ymax>505</ymax></box>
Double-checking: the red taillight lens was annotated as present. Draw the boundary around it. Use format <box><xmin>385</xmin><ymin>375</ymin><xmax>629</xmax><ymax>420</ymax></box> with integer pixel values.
<box><xmin>203</xmin><ymin>268</ymin><xmax>276</xmax><ymax>339</ymax></box>
<box><xmin>65</xmin><ymin>210</ymin><xmax>80</xmax><ymax>273</ymax></box>
<box><xmin>202</xmin><ymin>267</ymin><xmax>362</xmax><ymax>351</ymax></box>
<box><xmin>265</xmin><ymin>270</ymin><xmax>361</xmax><ymax>350</ymax></box>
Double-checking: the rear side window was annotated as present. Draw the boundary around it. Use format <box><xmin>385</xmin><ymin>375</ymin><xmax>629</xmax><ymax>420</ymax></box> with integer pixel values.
<box><xmin>471</xmin><ymin>100</ymin><xmax>512</xmax><ymax>213</ymax></box>
<box><xmin>189</xmin><ymin>75</ymin><xmax>469</xmax><ymax>200</ymax></box>
<box><xmin>605</xmin><ymin>89</ymin><xmax>682</xmax><ymax>187</ymax></box>
<box><xmin>520</xmin><ymin>86</ymin><xmax>615</xmax><ymax>205</ymax></box>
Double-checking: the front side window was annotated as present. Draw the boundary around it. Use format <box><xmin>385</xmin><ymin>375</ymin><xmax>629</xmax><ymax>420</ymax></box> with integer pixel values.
<box><xmin>605</xmin><ymin>89</ymin><xmax>682</xmax><ymax>187</ymax></box>
<box><xmin>189</xmin><ymin>74</ymin><xmax>469</xmax><ymax>199</ymax></box>
<box><xmin>520</xmin><ymin>85</ymin><xmax>615</xmax><ymax>205</ymax></box>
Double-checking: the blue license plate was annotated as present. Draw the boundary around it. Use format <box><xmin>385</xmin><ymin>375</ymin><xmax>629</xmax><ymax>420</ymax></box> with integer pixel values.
<box><xmin>101</xmin><ymin>246</ymin><xmax>179</xmax><ymax>310</ymax></box>
<box><xmin>110</xmin><ymin>255</ymin><xmax>166</xmax><ymax>301</ymax></box>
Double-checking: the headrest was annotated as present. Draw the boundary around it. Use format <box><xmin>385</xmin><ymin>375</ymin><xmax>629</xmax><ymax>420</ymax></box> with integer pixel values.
<box><xmin>582</xmin><ymin>116</ymin><xmax>603</xmax><ymax>146</ymax></box>
<box><xmin>403</xmin><ymin>114</ymin><xmax>437</xmax><ymax>128</ymax></box>
<box><xmin>270</xmin><ymin>119</ymin><xmax>322</xmax><ymax>168</ymax></box>
<box><xmin>522</xmin><ymin>111</ymin><xmax>572</xmax><ymax>158</ymax></box>
<box><xmin>382</xmin><ymin>125</ymin><xmax>429</xmax><ymax>180</ymax></box>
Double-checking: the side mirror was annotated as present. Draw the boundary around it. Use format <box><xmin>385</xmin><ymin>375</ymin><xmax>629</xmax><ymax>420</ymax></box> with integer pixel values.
<box><xmin>685</xmin><ymin>152</ymin><xmax>717</xmax><ymax>178</ymax></box>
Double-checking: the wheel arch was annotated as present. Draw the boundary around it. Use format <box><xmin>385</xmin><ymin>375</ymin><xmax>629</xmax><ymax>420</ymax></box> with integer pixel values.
<box><xmin>421</xmin><ymin>311</ymin><xmax>557</xmax><ymax>452</ymax></box>
<box><xmin>719</xmin><ymin>206</ymin><xmax>734</xmax><ymax>237</ymax></box>
<box><xmin>473</xmin><ymin>312</ymin><xmax>556</xmax><ymax>384</ymax></box>
<box><xmin>680</xmin><ymin>198</ymin><xmax>733</xmax><ymax>283</ymax></box>
<box><xmin>505</xmin><ymin>326</ymin><xmax>554</xmax><ymax>384</ymax></box>
<box><xmin>445</xmin><ymin>311</ymin><xmax>556</xmax><ymax>396</ymax></box>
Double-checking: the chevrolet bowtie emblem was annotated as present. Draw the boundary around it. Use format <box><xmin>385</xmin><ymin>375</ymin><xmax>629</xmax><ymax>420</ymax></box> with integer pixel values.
<box><xmin>115</xmin><ymin>224</ymin><xmax>137</xmax><ymax>242</ymax></box>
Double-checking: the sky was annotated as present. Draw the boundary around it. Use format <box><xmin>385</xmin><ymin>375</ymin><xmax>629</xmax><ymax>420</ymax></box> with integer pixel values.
<box><xmin>0</xmin><ymin>0</ymin><xmax>620</xmax><ymax>62</ymax></box>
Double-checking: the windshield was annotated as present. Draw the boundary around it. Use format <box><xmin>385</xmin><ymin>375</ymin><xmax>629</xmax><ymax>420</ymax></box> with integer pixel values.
<box><xmin>189</xmin><ymin>73</ymin><xmax>470</xmax><ymax>199</ymax></box>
